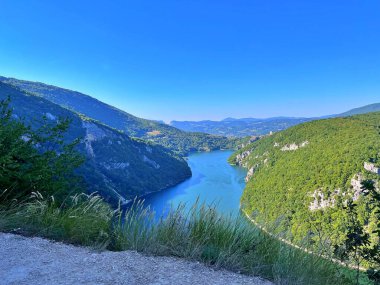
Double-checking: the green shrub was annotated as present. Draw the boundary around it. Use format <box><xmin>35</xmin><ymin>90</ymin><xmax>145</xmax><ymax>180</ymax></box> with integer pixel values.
<box><xmin>0</xmin><ymin>193</ymin><xmax>372</xmax><ymax>284</ymax></box>
<box><xmin>0</xmin><ymin>98</ymin><xmax>83</xmax><ymax>203</ymax></box>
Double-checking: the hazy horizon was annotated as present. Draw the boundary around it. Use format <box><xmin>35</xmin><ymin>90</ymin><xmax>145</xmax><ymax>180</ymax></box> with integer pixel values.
<box><xmin>1</xmin><ymin>72</ymin><xmax>379</xmax><ymax>123</ymax></box>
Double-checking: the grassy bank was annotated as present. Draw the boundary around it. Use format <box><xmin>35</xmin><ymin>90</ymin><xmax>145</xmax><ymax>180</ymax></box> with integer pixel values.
<box><xmin>0</xmin><ymin>193</ymin><xmax>372</xmax><ymax>285</ymax></box>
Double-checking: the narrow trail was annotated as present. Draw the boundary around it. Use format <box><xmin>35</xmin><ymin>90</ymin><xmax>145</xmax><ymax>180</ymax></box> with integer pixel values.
<box><xmin>0</xmin><ymin>233</ymin><xmax>273</xmax><ymax>285</ymax></box>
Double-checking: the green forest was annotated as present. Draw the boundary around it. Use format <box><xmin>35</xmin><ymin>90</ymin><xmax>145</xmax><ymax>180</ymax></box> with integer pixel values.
<box><xmin>230</xmin><ymin>113</ymin><xmax>380</xmax><ymax>269</ymax></box>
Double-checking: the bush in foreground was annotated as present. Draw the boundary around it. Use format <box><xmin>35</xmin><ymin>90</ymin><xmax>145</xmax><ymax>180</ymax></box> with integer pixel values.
<box><xmin>0</xmin><ymin>194</ymin><xmax>371</xmax><ymax>285</ymax></box>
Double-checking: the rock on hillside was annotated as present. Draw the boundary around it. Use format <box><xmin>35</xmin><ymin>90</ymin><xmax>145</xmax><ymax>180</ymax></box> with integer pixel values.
<box><xmin>0</xmin><ymin>76</ymin><xmax>237</xmax><ymax>155</ymax></box>
<box><xmin>0</xmin><ymin>82</ymin><xmax>191</xmax><ymax>203</ymax></box>
<box><xmin>230</xmin><ymin>113</ymin><xmax>380</xmax><ymax>248</ymax></box>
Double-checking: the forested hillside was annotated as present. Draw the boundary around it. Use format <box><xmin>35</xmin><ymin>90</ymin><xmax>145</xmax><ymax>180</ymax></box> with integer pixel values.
<box><xmin>0</xmin><ymin>76</ymin><xmax>238</xmax><ymax>155</ymax></box>
<box><xmin>0</xmin><ymin>82</ymin><xmax>191</xmax><ymax>203</ymax></box>
<box><xmin>230</xmin><ymin>113</ymin><xmax>380</xmax><ymax>264</ymax></box>
<box><xmin>339</xmin><ymin>103</ymin><xmax>380</xmax><ymax>117</ymax></box>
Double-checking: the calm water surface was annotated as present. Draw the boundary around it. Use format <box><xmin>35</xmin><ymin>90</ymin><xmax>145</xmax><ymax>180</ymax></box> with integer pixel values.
<box><xmin>142</xmin><ymin>150</ymin><xmax>247</xmax><ymax>217</ymax></box>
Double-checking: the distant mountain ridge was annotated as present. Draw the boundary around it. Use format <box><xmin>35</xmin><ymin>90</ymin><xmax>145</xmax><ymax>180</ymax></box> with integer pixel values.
<box><xmin>0</xmin><ymin>76</ymin><xmax>237</xmax><ymax>155</ymax></box>
<box><xmin>3</xmin><ymin>76</ymin><xmax>377</xmax><ymax>141</ymax></box>
<box><xmin>171</xmin><ymin>117</ymin><xmax>314</xmax><ymax>137</ymax></box>
<box><xmin>170</xmin><ymin>104</ymin><xmax>380</xmax><ymax>137</ymax></box>
<box><xmin>0</xmin><ymin>81</ymin><xmax>191</xmax><ymax>203</ymax></box>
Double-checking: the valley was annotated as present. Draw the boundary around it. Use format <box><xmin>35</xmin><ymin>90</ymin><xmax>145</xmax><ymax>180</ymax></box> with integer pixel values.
<box><xmin>1</xmin><ymin>76</ymin><xmax>380</xmax><ymax>284</ymax></box>
<box><xmin>141</xmin><ymin>150</ymin><xmax>246</xmax><ymax>217</ymax></box>
<box><xmin>0</xmin><ymin>76</ymin><xmax>240</xmax><ymax>156</ymax></box>
<box><xmin>2</xmin><ymin>2</ymin><xmax>379</xmax><ymax>284</ymax></box>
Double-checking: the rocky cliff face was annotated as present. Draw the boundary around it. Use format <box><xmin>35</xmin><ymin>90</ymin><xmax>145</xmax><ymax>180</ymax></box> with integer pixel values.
<box><xmin>0</xmin><ymin>82</ymin><xmax>191</xmax><ymax>203</ymax></box>
<box><xmin>280</xmin><ymin>141</ymin><xmax>309</xmax><ymax>151</ymax></box>
<box><xmin>309</xmin><ymin>161</ymin><xmax>380</xmax><ymax>211</ymax></box>
<box><xmin>364</xmin><ymin>162</ymin><xmax>380</xmax><ymax>174</ymax></box>
<box><xmin>234</xmin><ymin>149</ymin><xmax>253</xmax><ymax>167</ymax></box>
<box><xmin>0</xmin><ymin>76</ymin><xmax>237</xmax><ymax>155</ymax></box>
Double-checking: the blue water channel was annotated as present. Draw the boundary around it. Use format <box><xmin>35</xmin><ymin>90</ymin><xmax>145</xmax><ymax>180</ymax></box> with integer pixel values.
<box><xmin>141</xmin><ymin>150</ymin><xmax>247</xmax><ymax>217</ymax></box>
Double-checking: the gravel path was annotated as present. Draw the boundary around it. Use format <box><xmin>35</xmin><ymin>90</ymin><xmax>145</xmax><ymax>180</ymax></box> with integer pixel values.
<box><xmin>0</xmin><ymin>233</ymin><xmax>273</xmax><ymax>285</ymax></box>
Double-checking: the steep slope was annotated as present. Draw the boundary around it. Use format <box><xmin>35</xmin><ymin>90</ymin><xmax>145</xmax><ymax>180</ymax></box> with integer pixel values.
<box><xmin>0</xmin><ymin>76</ymin><xmax>237</xmax><ymax>155</ymax></box>
<box><xmin>230</xmin><ymin>113</ymin><xmax>380</xmax><ymax>249</ymax></box>
<box><xmin>171</xmin><ymin>117</ymin><xmax>313</xmax><ymax>137</ymax></box>
<box><xmin>338</xmin><ymin>103</ymin><xmax>380</xmax><ymax>117</ymax></box>
<box><xmin>0</xmin><ymin>82</ymin><xmax>191</xmax><ymax>203</ymax></box>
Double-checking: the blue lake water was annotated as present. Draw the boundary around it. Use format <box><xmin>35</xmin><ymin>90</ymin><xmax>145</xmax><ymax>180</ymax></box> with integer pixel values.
<box><xmin>142</xmin><ymin>150</ymin><xmax>247</xmax><ymax>217</ymax></box>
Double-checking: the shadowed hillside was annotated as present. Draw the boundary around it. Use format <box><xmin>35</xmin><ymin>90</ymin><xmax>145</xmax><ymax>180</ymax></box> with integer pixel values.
<box><xmin>0</xmin><ymin>82</ymin><xmax>191</xmax><ymax>203</ymax></box>
<box><xmin>0</xmin><ymin>76</ymin><xmax>238</xmax><ymax>155</ymax></box>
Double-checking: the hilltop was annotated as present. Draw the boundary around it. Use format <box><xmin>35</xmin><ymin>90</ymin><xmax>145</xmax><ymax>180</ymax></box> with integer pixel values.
<box><xmin>339</xmin><ymin>103</ymin><xmax>380</xmax><ymax>117</ymax></box>
<box><xmin>0</xmin><ymin>76</ymin><xmax>238</xmax><ymax>155</ymax></box>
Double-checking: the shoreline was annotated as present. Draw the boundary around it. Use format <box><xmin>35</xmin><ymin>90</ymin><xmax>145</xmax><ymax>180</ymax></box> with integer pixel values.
<box><xmin>124</xmin><ymin>149</ymin><xmax>238</xmax><ymax>208</ymax></box>
<box><xmin>240</xmin><ymin>206</ymin><xmax>366</xmax><ymax>271</ymax></box>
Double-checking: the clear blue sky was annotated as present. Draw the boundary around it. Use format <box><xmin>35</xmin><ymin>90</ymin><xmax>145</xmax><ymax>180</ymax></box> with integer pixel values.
<box><xmin>1</xmin><ymin>1</ymin><xmax>379</xmax><ymax>121</ymax></box>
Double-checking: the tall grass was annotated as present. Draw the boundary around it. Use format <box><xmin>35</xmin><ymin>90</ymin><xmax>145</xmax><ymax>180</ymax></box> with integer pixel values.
<box><xmin>0</xmin><ymin>192</ymin><xmax>113</xmax><ymax>248</ymax></box>
<box><xmin>0</xmin><ymin>193</ymin><xmax>372</xmax><ymax>285</ymax></box>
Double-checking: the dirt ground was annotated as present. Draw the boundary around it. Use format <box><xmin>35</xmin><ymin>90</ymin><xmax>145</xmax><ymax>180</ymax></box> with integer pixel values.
<box><xmin>0</xmin><ymin>233</ymin><xmax>273</xmax><ymax>285</ymax></box>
